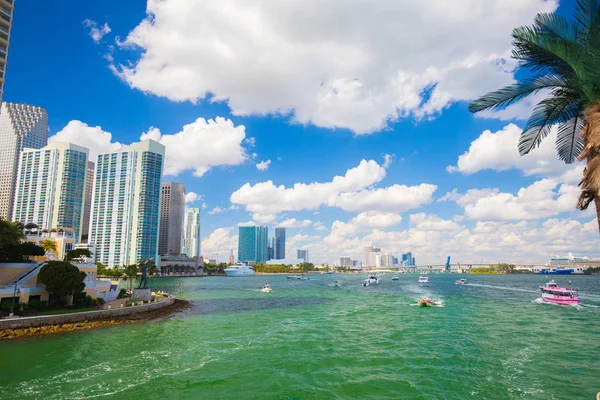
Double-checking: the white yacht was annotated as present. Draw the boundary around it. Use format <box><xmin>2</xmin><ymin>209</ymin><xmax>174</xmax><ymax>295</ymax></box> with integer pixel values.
<box><xmin>418</xmin><ymin>275</ymin><xmax>429</xmax><ymax>284</ymax></box>
<box><xmin>224</xmin><ymin>263</ymin><xmax>255</xmax><ymax>276</ymax></box>
<box><xmin>362</xmin><ymin>274</ymin><xmax>380</xmax><ymax>287</ymax></box>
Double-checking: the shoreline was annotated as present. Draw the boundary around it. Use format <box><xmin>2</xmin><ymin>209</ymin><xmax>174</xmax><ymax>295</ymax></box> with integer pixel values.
<box><xmin>0</xmin><ymin>299</ymin><xmax>191</xmax><ymax>341</ymax></box>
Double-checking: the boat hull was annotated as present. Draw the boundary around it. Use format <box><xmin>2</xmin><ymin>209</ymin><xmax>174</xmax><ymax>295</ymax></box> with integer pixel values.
<box><xmin>541</xmin><ymin>294</ymin><xmax>579</xmax><ymax>305</ymax></box>
<box><xmin>535</xmin><ymin>269</ymin><xmax>574</xmax><ymax>275</ymax></box>
<box><xmin>224</xmin><ymin>269</ymin><xmax>255</xmax><ymax>276</ymax></box>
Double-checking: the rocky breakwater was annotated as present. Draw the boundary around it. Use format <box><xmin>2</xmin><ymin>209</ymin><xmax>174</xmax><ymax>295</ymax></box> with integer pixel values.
<box><xmin>0</xmin><ymin>299</ymin><xmax>190</xmax><ymax>340</ymax></box>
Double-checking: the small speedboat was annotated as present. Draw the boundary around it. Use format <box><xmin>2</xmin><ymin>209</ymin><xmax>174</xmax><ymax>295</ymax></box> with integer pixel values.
<box><xmin>455</xmin><ymin>278</ymin><xmax>467</xmax><ymax>285</ymax></box>
<box><xmin>418</xmin><ymin>298</ymin><xmax>436</xmax><ymax>307</ymax></box>
<box><xmin>391</xmin><ymin>276</ymin><xmax>399</xmax><ymax>281</ymax></box>
<box><xmin>539</xmin><ymin>280</ymin><xmax>579</xmax><ymax>305</ymax></box>
<box><xmin>362</xmin><ymin>274</ymin><xmax>380</xmax><ymax>287</ymax></box>
<box><xmin>260</xmin><ymin>284</ymin><xmax>272</xmax><ymax>293</ymax></box>
<box><xmin>287</xmin><ymin>274</ymin><xmax>309</xmax><ymax>280</ymax></box>
<box><xmin>418</xmin><ymin>275</ymin><xmax>429</xmax><ymax>284</ymax></box>
<box><xmin>331</xmin><ymin>280</ymin><xmax>341</xmax><ymax>288</ymax></box>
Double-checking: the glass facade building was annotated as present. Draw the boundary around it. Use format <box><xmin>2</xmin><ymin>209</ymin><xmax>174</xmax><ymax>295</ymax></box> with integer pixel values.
<box><xmin>274</xmin><ymin>227</ymin><xmax>286</xmax><ymax>259</ymax></box>
<box><xmin>182</xmin><ymin>207</ymin><xmax>201</xmax><ymax>258</ymax></box>
<box><xmin>238</xmin><ymin>226</ymin><xmax>268</xmax><ymax>264</ymax></box>
<box><xmin>89</xmin><ymin>140</ymin><xmax>165</xmax><ymax>268</ymax></box>
<box><xmin>12</xmin><ymin>142</ymin><xmax>88</xmax><ymax>241</ymax></box>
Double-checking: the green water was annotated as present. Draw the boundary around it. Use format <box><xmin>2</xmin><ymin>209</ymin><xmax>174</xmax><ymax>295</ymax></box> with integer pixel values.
<box><xmin>0</xmin><ymin>274</ymin><xmax>599</xmax><ymax>399</ymax></box>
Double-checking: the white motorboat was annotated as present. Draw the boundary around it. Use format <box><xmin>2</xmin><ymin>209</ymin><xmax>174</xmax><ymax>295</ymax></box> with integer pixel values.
<box><xmin>260</xmin><ymin>284</ymin><xmax>272</xmax><ymax>293</ymax></box>
<box><xmin>287</xmin><ymin>274</ymin><xmax>309</xmax><ymax>280</ymax></box>
<box><xmin>455</xmin><ymin>278</ymin><xmax>467</xmax><ymax>285</ymax></box>
<box><xmin>224</xmin><ymin>262</ymin><xmax>255</xmax><ymax>276</ymax></box>
<box><xmin>362</xmin><ymin>274</ymin><xmax>380</xmax><ymax>286</ymax></box>
<box><xmin>391</xmin><ymin>276</ymin><xmax>399</xmax><ymax>281</ymax></box>
<box><xmin>418</xmin><ymin>275</ymin><xmax>429</xmax><ymax>284</ymax></box>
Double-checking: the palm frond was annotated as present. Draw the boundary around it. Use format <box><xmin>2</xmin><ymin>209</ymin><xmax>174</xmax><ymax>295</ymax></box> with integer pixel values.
<box><xmin>556</xmin><ymin>113</ymin><xmax>585</xmax><ymax>163</ymax></box>
<box><xmin>574</xmin><ymin>0</ymin><xmax>600</xmax><ymax>32</ymax></box>
<box><xmin>518</xmin><ymin>96</ymin><xmax>577</xmax><ymax>155</ymax></box>
<box><xmin>468</xmin><ymin>75</ymin><xmax>566</xmax><ymax>113</ymax></box>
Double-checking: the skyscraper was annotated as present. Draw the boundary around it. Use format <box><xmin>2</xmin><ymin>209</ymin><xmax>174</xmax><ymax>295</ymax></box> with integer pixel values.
<box><xmin>274</xmin><ymin>227</ymin><xmax>286</xmax><ymax>259</ymax></box>
<box><xmin>228</xmin><ymin>250</ymin><xmax>235</xmax><ymax>265</ymax></box>
<box><xmin>80</xmin><ymin>161</ymin><xmax>95</xmax><ymax>242</ymax></box>
<box><xmin>364</xmin><ymin>245</ymin><xmax>373</xmax><ymax>265</ymax></box>
<box><xmin>89</xmin><ymin>139</ymin><xmax>164</xmax><ymax>268</ymax></box>
<box><xmin>297</xmin><ymin>249</ymin><xmax>309</xmax><ymax>263</ymax></box>
<box><xmin>182</xmin><ymin>207</ymin><xmax>201</xmax><ymax>258</ymax></box>
<box><xmin>12</xmin><ymin>142</ymin><xmax>88</xmax><ymax>241</ymax></box>
<box><xmin>0</xmin><ymin>0</ymin><xmax>14</xmax><ymax>105</ymax></box>
<box><xmin>238</xmin><ymin>226</ymin><xmax>268</xmax><ymax>264</ymax></box>
<box><xmin>158</xmin><ymin>182</ymin><xmax>185</xmax><ymax>255</ymax></box>
<box><xmin>0</xmin><ymin>103</ymin><xmax>48</xmax><ymax>219</ymax></box>
<box><xmin>402</xmin><ymin>252</ymin><xmax>414</xmax><ymax>266</ymax></box>
<box><xmin>340</xmin><ymin>256</ymin><xmax>352</xmax><ymax>267</ymax></box>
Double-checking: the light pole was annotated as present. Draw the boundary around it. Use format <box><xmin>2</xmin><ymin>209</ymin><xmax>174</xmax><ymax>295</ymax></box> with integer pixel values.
<box><xmin>9</xmin><ymin>285</ymin><xmax>20</xmax><ymax>318</ymax></box>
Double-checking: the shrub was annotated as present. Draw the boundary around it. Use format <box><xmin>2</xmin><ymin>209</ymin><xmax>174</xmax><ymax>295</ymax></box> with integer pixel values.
<box><xmin>28</xmin><ymin>299</ymin><xmax>42</xmax><ymax>310</ymax></box>
<box><xmin>96</xmin><ymin>297</ymin><xmax>105</xmax><ymax>305</ymax></box>
<box><xmin>118</xmin><ymin>288</ymin><xmax>128</xmax><ymax>299</ymax></box>
<box><xmin>40</xmin><ymin>300</ymin><xmax>49</xmax><ymax>310</ymax></box>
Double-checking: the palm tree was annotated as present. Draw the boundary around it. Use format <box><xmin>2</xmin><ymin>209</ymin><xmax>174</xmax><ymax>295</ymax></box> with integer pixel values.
<box><xmin>0</xmin><ymin>219</ymin><xmax>24</xmax><ymax>247</ymax></box>
<box><xmin>469</xmin><ymin>0</ymin><xmax>600</xmax><ymax>231</ymax></box>
<box><xmin>123</xmin><ymin>264</ymin><xmax>139</xmax><ymax>294</ymax></box>
<box><xmin>39</xmin><ymin>239</ymin><xmax>58</xmax><ymax>255</ymax></box>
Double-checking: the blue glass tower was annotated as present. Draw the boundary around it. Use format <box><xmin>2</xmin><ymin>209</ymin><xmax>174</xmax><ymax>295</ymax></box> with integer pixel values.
<box><xmin>238</xmin><ymin>226</ymin><xmax>268</xmax><ymax>264</ymax></box>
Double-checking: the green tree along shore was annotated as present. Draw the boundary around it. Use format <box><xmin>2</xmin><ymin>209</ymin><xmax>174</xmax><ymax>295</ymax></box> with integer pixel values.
<box><xmin>470</xmin><ymin>264</ymin><xmax>533</xmax><ymax>274</ymax></box>
<box><xmin>252</xmin><ymin>262</ymin><xmax>317</xmax><ymax>274</ymax></box>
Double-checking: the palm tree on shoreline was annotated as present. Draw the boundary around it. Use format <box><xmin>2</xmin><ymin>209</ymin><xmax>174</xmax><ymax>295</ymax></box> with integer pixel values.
<box><xmin>469</xmin><ymin>0</ymin><xmax>600</xmax><ymax>231</ymax></box>
<box><xmin>40</xmin><ymin>239</ymin><xmax>58</xmax><ymax>256</ymax></box>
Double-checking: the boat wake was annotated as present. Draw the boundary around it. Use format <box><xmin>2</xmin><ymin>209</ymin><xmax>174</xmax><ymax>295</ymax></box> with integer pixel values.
<box><xmin>467</xmin><ymin>283</ymin><xmax>537</xmax><ymax>294</ymax></box>
<box><xmin>532</xmin><ymin>298</ymin><xmax>582</xmax><ymax>309</ymax></box>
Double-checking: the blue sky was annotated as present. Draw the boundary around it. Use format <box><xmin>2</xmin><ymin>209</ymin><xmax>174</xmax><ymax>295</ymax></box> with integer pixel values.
<box><xmin>9</xmin><ymin>0</ymin><xmax>594</xmax><ymax>264</ymax></box>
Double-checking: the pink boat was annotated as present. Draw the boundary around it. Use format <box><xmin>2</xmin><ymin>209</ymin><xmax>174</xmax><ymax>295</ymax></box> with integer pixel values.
<box><xmin>539</xmin><ymin>280</ymin><xmax>579</xmax><ymax>305</ymax></box>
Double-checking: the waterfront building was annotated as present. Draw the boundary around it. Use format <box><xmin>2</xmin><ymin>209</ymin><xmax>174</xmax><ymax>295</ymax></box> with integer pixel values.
<box><xmin>159</xmin><ymin>182</ymin><xmax>185</xmax><ymax>255</ymax></box>
<box><xmin>89</xmin><ymin>139</ymin><xmax>165</xmax><ymax>268</ymax></box>
<box><xmin>74</xmin><ymin>243</ymin><xmax>96</xmax><ymax>263</ymax></box>
<box><xmin>0</xmin><ymin>102</ymin><xmax>48</xmax><ymax>220</ymax></box>
<box><xmin>364</xmin><ymin>245</ymin><xmax>373</xmax><ymax>265</ymax></box>
<box><xmin>367</xmin><ymin>251</ymin><xmax>381</xmax><ymax>267</ymax></box>
<box><xmin>402</xmin><ymin>252</ymin><xmax>414</xmax><ymax>266</ymax></box>
<box><xmin>22</xmin><ymin>227</ymin><xmax>76</xmax><ymax>262</ymax></box>
<box><xmin>297</xmin><ymin>249</ymin><xmax>309</xmax><ymax>263</ymax></box>
<box><xmin>80</xmin><ymin>161</ymin><xmax>95</xmax><ymax>242</ymax></box>
<box><xmin>353</xmin><ymin>260</ymin><xmax>363</xmax><ymax>268</ymax></box>
<box><xmin>228</xmin><ymin>250</ymin><xmax>235</xmax><ymax>265</ymax></box>
<box><xmin>381</xmin><ymin>252</ymin><xmax>392</xmax><ymax>268</ymax></box>
<box><xmin>12</xmin><ymin>142</ymin><xmax>89</xmax><ymax>241</ymax></box>
<box><xmin>160</xmin><ymin>254</ymin><xmax>203</xmax><ymax>275</ymax></box>
<box><xmin>0</xmin><ymin>0</ymin><xmax>14</xmax><ymax>104</ymax></box>
<box><xmin>267</xmin><ymin>245</ymin><xmax>273</xmax><ymax>260</ymax></box>
<box><xmin>238</xmin><ymin>226</ymin><xmax>268</xmax><ymax>264</ymax></box>
<box><xmin>340</xmin><ymin>256</ymin><xmax>353</xmax><ymax>267</ymax></box>
<box><xmin>182</xmin><ymin>207</ymin><xmax>201</xmax><ymax>258</ymax></box>
<box><xmin>274</xmin><ymin>227</ymin><xmax>286</xmax><ymax>259</ymax></box>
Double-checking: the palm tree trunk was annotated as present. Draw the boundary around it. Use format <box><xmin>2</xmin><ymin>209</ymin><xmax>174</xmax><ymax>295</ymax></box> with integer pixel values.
<box><xmin>577</xmin><ymin>103</ymin><xmax>600</xmax><ymax>232</ymax></box>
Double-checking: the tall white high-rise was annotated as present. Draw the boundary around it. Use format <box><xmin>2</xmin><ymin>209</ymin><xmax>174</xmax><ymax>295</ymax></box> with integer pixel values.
<box><xmin>182</xmin><ymin>207</ymin><xmax>201</xmax><ymax>258</ymax></box>
<box><xmin>80</xmin><ymin>160</ymin><xmax>95</xmax><ymax>242</ymax></box>
<box><xmin>0</xmin><ymin>0</ymin><xmax>15</xmax><ymax>104</ymax></box>
<box><xmin>89</xmin><ymin>139</ymin><xmax>165</xmax><ymax>268</ymax></box>
<box><xmin>159</xmin><ymin>182</ymin><xmax>185</xmax><ymax>255</ymax></box>
<box><xmin>0</xmin><ymin>102</ymin><xmax>48</xmax><ymax>219</ymax></box>
<box><xmin>12</xmin><ymin>142</ymin><xmax>89</xmax><ymax>241</ymax></box>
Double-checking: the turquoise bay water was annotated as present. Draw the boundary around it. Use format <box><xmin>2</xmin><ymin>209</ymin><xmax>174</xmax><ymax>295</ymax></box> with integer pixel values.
<box><xmin>0</xmin><ymin>274</ymin><xmax>599</xmax><ymax>399</ymax></box>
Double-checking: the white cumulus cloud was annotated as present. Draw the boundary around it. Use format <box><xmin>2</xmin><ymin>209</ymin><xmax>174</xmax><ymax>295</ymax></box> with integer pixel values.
<box><xmin>185</xmin><ymin>192</ymin><xmax>202</xmax><ymax>204</ymax></box>
<box><xmin>110</xmin><ymin>0</ymin><xmax>556</xmax><ymax>134</ymax></box>
<box><xmin>277</xmin><ymin>218</ymin><xmax>312</xmax><ymax>229</ymax></box>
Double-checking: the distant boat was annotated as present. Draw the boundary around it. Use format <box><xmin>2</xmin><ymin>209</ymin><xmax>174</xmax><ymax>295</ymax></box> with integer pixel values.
<box><xmin>455</xmin><ymin>279</ymin><xmax>467</xmax><ymax>285</ymax></box>
<box><xmin>331</xmin><ymin>280</ymin><xmax>341</xmax><ymax>288</ymax></box>
<box><xmin>534</xmin><ymin>266</ymin><xmax>574</xmax><ymax>275</ymax></box>
<box><xmin>362</xmin><ymin>274</ymin><xmax>380</xmax><ymax>287</ymax></box>
<box><xmin>418</xmin><ymin>298</ymin><xmax>436</xmax><ymax>307</ymax></box>
<box><xmin>418</xmin><ymin>275</ymin><xmax>429</xmax><ymax>284</ymax></box>
<box><xmin>287</xmin><ymin>274</ymin><xmax>309</xmax><ymax>280</ymax></box>
<box><xmin>224</xmin><ymin>263</ymin><xmax>255</xmax><ymax>276</ymax></box>
<box><xmin>539</xmin><ymin>280</ymin><xmax>579</xmax><ymax>305</ymax></box>
<box><xmin>391</xmin><ymin>276</ymin><xmax>399</xmax><ymax>281</ymax></box>
<box><xmin>260</xmin><ymin>284</ymin><xmax>272</xmax><ymax>293</ymax></box>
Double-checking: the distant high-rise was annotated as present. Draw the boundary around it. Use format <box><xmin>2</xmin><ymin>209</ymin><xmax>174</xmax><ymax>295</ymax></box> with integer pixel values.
<box><xmin>12</xmin><ymin>142</ymin><xmax>88</xmax><ymax>241</ymax></box>
<box><xmin>182</xmin><ymin>207</ymin><xmax>201</xmax><ymax>258</ymax></box>
<box><xmin>0</xmin><ymin>0</ymin><xmax>14</xmax><ymax>104</ymax></box>
<box><xmin>402</xmin><ymin>252</ymin><xmax>414</xmax><ymax>266</ymax></box>
<box><xmin>80</xmin><ymin>161</ymin><xmax>95</xmax><ymax>242</ymax></box>
<box><xmin>0</xmin><ymin>103</ymin><xmax>48</xmax><ymax>219</ymax></box>
<box><xmin>381</xmin><ymin>252</ymin><xmax>392</xmax><ymax>267</ymax></box>
<box><xmin>89</xmin><ymin>139</ymin><xmax>164</xmax><ymax>268</ymax></box>
<box><xmin>238</xmin><ymin>226</ymin><xmax>268</xmax><ymax>264</ymax></box>
<box><xmin>159</xmin><ymin>182</ymin><xmax>185</xmax><ymax>255</ymax></box>
<box><xmin>364</xmin><ymin>245</ymin><xmax>373</xmax><ymax>265</ymax></box>
<box><xmin>297</xmin><ymin>249</ymin><xmax>309</xmax><ymax>263</ymax></box>
<box><xmin>228</xmin><ymin>250</ymin><xmax>235</xmax><ymax>265</ymax></box>
<box><xmin>274</xmin><ymin>227</ymin><xmax>286</xmax><ymax>259</ymax></box>
<box><xmin>340</xmin><ymin>256</ymin><xmax>352</xmax><ymax>267</ymax></box>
